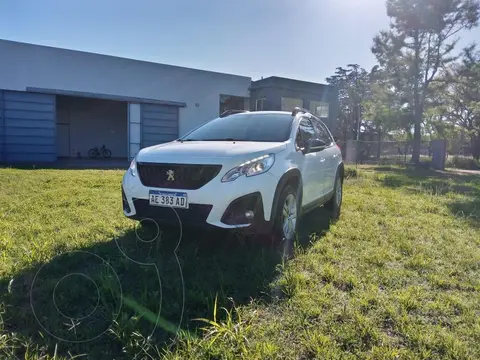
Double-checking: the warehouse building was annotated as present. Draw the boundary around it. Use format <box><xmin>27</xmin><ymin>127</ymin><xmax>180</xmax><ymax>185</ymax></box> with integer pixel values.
<box><xmin>0</xmin><ymin>39</ymin><xmax>251</xmax><ymax>163</ymax></box>
<box><xmin>0</xmin><ymin>40</ymin><xmax>339</xmax><ymax>165</ymax></box>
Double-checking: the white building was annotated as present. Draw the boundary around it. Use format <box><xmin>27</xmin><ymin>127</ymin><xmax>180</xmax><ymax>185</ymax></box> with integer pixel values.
<box><xmin>0</xmin><ymin>40</ymin><xmax>251</xmax><ymax>163</ymax></box>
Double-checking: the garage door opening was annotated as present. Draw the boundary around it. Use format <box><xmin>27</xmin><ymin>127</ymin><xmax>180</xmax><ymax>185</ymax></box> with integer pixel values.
<box><xmin>56</xmin><ymin>96</ymin><xmax>128</xmax><ymax>159</ymax></box>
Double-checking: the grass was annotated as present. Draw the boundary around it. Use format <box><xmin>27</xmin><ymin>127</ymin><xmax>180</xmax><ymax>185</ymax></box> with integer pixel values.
<box><xmin>0</xmin><ymin>165</ymin><xmax>479</xmax><ymax>359</ymax></box>
<box><xmin>445</xmin><ymin>155</ymin><xmax>480</xmax><ymax>170</ymax></box>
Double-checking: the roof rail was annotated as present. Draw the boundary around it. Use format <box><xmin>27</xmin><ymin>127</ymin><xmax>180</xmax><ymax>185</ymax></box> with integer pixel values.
<box><xmin>292</xmin><ymin>107</ymin><xmax>314</xmax><ymax>117</ymax></box>
<box><xmin>220</xmin><ymin>110</ymin><xmax>249</xmax><ymax>118</ymax></box>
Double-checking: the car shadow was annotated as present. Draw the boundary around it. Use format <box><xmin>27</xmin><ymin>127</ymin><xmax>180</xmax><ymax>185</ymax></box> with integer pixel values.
<box><xmin>0</xmin><ymin>212</ymin><xmax>334</xmax><ymax>359</ymax></box>
<box><xmin>297</xmin><ymin>206</ymin><xmax>333</xmax><ymax>248</ymax></box>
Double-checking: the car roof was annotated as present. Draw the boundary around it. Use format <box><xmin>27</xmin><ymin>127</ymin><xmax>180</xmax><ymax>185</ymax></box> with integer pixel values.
<box><xmin>227</xmin><ymin>111</ymin><xmax>293</xmax><ymax>117</ymax></box>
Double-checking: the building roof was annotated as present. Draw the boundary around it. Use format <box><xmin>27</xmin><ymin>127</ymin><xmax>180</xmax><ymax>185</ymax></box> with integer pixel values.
<box><xmin>250</xmin><ymin>76</ymin><xmax>338</xmax><ymax>95</ymax></box>
<box><xmin>252</xmin><ymin>76</ymin><xmax>330</xmax><ymax>87</ymax></box>
<box><xmin>0</xmin><ymin>39</ymin><xmax>251</xmax><ymax>80</ymax></box>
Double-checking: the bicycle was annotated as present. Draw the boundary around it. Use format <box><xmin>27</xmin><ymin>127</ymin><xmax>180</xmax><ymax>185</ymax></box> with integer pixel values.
<box><xmin>88</xmin><ymin>145</ymin><xmax>112</xmax><ymax>158</ymax></box>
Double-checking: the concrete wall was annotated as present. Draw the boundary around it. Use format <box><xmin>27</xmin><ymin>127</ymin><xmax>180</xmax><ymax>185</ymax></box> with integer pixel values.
<box><xmin>0</xmin><ymin>40</ymin><xmax>251</xmax><ymax>137</ymax></box>
<box><xmin>56</xmin><ymin>96</ymin><xmax>127</xmax><ymax>158</ymax></box>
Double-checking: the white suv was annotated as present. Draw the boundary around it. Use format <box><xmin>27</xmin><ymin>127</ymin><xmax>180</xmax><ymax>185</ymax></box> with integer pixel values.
<box><xmin>122</xmin><ymin>108</ymin><xmax>344</xmax><ymax>253</ymax></box>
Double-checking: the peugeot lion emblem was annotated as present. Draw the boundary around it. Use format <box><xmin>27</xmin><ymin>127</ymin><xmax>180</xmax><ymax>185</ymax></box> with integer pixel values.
<box><xmin>166</xmin><ymin>169</ymin><xmax>175</xmax><ymax>181</ymax></box>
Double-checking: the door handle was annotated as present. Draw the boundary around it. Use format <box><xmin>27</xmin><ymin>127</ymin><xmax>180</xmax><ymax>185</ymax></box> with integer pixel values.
<box><xmin>320</xmin><ymin>158</ymin><xmax>326</xmax><ymax>163</ymax></box>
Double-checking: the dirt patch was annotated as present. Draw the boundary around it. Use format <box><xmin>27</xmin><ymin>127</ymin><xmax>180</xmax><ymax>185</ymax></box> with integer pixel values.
<box><xmin>443</xmin><ymin>168</ymin><xmax>480</xmax><ymax>176</ymax></box>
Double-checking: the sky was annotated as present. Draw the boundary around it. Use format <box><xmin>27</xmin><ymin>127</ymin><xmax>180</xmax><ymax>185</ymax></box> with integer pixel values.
<box><xmin>1</xmin><ymin>0</ymin><xmax>479</xmax><ymax>83</ymax></box>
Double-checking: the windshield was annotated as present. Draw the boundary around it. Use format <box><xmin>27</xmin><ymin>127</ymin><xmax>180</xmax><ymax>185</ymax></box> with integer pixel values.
<box><xmin>181</xmin><ymin>113</ymin><xmax>293</xmax><ymax>142</ymax></box>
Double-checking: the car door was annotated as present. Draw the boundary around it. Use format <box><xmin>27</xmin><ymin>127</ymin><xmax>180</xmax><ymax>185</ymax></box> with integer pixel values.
<box><xmin>311</xmin><ymin>117</ymin><xmax>338</xmax><ymax>193</ymax></box>
<box><xmin>295</xmin><ymin>117</ymin><xmax>329</xmax><ymax>206</ymax></box>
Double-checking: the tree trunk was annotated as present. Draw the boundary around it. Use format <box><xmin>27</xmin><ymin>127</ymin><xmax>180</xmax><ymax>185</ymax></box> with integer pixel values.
<box><xmin>412</xmin><ymin>111</ymin><xmax>422</xmax><ymax>163</ymax></box>
<box><xmin>472</xmin><ymin>134</ymin><xmax>480</xmax><ymax>161</ymax></box>
<box><xmin>376</xmin><ymin>129</ymin><xmax>382</xmax><ymax>160</ymax></box>
<box><xmin>411</xmin><ymin>30</ymin><xmax>422</xmax><ymax>164</ymax></box>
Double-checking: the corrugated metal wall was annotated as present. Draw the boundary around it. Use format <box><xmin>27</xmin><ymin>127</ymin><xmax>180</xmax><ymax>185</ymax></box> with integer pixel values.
<box><xmin>1</xmin><ymin>91</ymin><xmax>56</xmax><ymax>163</ymax></box>
<box><xmin>0</xmin><ymin>91</ymin><xmax>4</xmax><ymax>162</ymax></box>
<box><xmin>141</xmin><ymin>104</ymin><xmax>179</xmax><ymax>148</ymax></box>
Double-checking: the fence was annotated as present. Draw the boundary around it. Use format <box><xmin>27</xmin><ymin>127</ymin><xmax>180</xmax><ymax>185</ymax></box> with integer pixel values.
<box><xmin>337</xmin><ymin>139</ymin><xmax>478</xmax><ymax>168</ymax></box>
<box><xmin>339</xmin><ymin>140</ymin><xmax>434</xmax><ymax>165</ymax></box>
<box><xmin>446</xmin><ymin>139</ymin><xmax>476</xmax><ymax>157</ymax></box>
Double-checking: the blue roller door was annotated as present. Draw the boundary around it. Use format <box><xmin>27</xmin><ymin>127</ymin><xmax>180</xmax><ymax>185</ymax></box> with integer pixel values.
<box><xmin>141</xmin><ymin>104</ymin><xmax>179</xmax><ymax>148</ymax></box>
<box><xmin>1</xmin><ymin>91</ymin><xmax>56</xmax><ymax>163</ymax></box>
<box><xmin>0</xmin><ymin>91</ymin><xmax>4</xmax><ymax>162</ymax></box>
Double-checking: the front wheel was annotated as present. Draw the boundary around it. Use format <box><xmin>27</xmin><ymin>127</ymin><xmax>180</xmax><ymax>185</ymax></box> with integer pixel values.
<box><xmin>324</xmin><ymin>172</ymin><xmax>343</xmax><ymax>221</ymax></box>
<box><xmin>272</xmin><ymin>185</ymin><xmax>300</xmax><ymax>260</ymax></box>
<box><xmin>102</xmin><ymin>148</ymin><xmax>112</xmax><ymax>158</ymax></box>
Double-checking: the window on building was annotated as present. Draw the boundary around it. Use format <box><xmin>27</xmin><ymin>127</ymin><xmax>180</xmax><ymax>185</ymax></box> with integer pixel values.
<box><xmin>310</xmin><ymin>117</ymin><xmax>334</xmax><ymax>146</ymax></box>
<box><xmin>220</xmin><ymin>94</ymin><xmax>248</xmax><ymax>115</ymax></box>
<box><xmin>256</xmin><ymin>98</ymin><xmax>265</xmax><ymax>111</ymax></box>
<box><xmin>296</xmin><ymin>118</ymin><xmax>315</xmax><ymax>149</ymax></box>
<box><xmin>309</xmin><ymin>101</ymin><xmax>329</xmax><ymax>118</ymax></box>
<box><xmin>281</xmin><ymin>97</ymin><xmax>303</xmax><ymax>112</ymax></box>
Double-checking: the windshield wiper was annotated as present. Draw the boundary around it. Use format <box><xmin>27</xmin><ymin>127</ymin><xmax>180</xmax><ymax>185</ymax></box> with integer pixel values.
<box><xmin>179</xmin><ymin>139</ymin><xmax>197</xmax><ymax>142</ymax></box>
<box><xmin>201</xmin><ymin>138</ymin><xmax>237</xmax><ymax>141</ymax></box>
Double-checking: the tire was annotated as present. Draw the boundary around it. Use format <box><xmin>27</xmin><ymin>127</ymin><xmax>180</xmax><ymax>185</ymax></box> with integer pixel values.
<box><xmin>272</xmin><ymin>184</ymin><xmax>300</xmax><ymax>260</ymax></box>
<box><xmin>88</xmin><ymin>149</ymin><xmax>98</xmax><ymax>158</ymax></box>
<box><xmin>102</xmin><ymin>148</ymin><xmax>112</xmax><ymax>158</ymax></box>
<box><xmin>324</xmin><ymin>172</ymin><xmax>343</xmax><ymax>221</ymax></box>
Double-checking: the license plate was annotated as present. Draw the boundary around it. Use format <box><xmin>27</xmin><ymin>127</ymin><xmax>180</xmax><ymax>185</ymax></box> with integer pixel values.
<box><xmin>149</xmin><ymin>190</ymin><xmax>188</xmax><ymax>209</ymax></box>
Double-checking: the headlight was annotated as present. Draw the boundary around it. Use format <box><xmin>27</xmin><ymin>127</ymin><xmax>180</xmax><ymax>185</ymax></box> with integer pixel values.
<box><xmin>129</xmin><ymin>157</ymin><xmax>137</xmax><ymax>177</ymax></box>
<box><xmin>221</xmin><ymin>154</ymin><xmax>275</xmax><ymax>182</ymax></box>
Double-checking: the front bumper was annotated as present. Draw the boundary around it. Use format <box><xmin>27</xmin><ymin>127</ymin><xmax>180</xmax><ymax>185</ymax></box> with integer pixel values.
<box><xmin>122</xmin><ymin>169</ymin><xmax>278</xmax><ymax>231</ymax></box>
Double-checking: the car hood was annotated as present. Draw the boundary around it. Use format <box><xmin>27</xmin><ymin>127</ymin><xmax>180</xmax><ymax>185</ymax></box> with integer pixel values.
<box><xmin>136</xmin><ymin>141</ymin><xmax>287</xmax><ymax>164</ymax></box>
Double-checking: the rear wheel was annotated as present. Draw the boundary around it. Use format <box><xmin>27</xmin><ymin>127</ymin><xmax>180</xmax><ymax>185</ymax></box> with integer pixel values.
<box><xmin>88</xmin><ymin>148</ymin><xmax>98</xmax><ymax>158</ymax></box>
<box><xmin>272</xmin><ymin>185</ymin><xmax>299</xmax><ymax>260</ymax></box>
<box><xmin>324</xmin><ymin>172</ymin><xmax>343</xmax><ymax>221</ymax></box>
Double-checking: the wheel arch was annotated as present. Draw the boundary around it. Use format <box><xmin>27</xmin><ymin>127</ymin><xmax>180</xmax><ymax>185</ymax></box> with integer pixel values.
<box><xmin>338</xmin><ymin>161</ymin><xmax>345</xmax><ymax>182</ymax></box>
<box><xmin>270</xmin><ymin>169</ymin><xmax>303</xmax><ymax>222</ymax></box>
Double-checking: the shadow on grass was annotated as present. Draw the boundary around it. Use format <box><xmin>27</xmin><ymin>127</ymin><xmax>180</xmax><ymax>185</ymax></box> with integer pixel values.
<box><xmin>297</xmin><ymin>206</ymin><xmax>333</xmax><ymax>248</ymax></box>
<box><xmin>448</xmin><ymin>198</ymin><xmax>480</xmax><ymax>229</ymax></box>
<box><xmin>373</xmin><ymin>166</ymin><xmax>480</xmax><ymax>229</ymax></box>
<box><xmin>0</xmin><ymin>210</ymin><xmax>334</xmax><ymax>359</ymax></box>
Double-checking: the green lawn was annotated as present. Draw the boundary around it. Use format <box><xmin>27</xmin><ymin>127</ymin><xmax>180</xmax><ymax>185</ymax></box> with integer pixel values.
<box><xmin>0</xmin><ymin>165</ymin><xmax>479</xmax><ymax>359</ymax></box>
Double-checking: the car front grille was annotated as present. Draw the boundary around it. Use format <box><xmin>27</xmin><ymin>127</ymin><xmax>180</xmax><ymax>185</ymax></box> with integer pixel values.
<box><xmin>131</xmin><ymin>199</ymin><xmax>213</xmax><ymax>225</ymax></box>
<box><xmin>137</xmin><ymin>163</ymin><xmax>222</xmax><ymax>190</ymax></box>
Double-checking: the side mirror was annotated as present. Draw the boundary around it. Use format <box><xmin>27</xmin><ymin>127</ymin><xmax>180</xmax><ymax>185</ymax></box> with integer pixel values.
<box><xmin>303</xmin><ymin>138</ymin><xmax>327</xmax><ymax>154</ymax></box>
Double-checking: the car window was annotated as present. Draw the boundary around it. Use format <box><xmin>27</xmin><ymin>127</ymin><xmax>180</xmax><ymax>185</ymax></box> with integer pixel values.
<box><xmin>181</xmin><ymin>113</ymin><xmax>293</xmax><ymax>142</ymax></box>
<box><xmin>311</xmin><ymin>117</ymin><xmax>334</xmax><ymax>146</ymax></box>
<box><xmin>296</xmin><ymin>118</ymin><xmax>316</xmax><ymax>148</ymax></box>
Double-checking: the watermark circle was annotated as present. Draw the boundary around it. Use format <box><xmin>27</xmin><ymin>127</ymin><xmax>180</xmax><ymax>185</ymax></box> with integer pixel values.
<box><xmin>52</xmin><ymin>272</ymin><xmax>100</xmax><ymax>321</ymax></box>
<box><xmin>30</xmin><ymin>250</ymin><xmax>123</xmax><ymax>344</ymax></box>
<box><xmin>135</xmin><ymin>218</ymin><xmax>160</xmax><ymax>243</ymax></box>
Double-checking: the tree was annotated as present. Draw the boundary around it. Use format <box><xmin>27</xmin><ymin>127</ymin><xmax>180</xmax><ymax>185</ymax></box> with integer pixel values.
<box><xmin>326</xmin><ymin>64</ymin><xmax>371</xmax><ymax>141</ymax></box>
<box><xmin>372</xmin><ymin>0</ymin><xmax>480</xmax><ymax>163</ymax></box>
<box><xmin>364</xmin><ymin>66</ymin><xmax>416</xmax><ymax>139</ymax></box>
<box><xmin>442</xmin><ymin>45</ymin><xmax>480</xmax><ymax>158</ymax></box>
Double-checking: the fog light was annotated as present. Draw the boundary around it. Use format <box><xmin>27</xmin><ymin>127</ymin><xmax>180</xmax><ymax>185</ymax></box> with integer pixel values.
<box><xmin>245</xmin><ymin>210</ymin><xmax>254</xmax><ymax>220</ymax></box>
